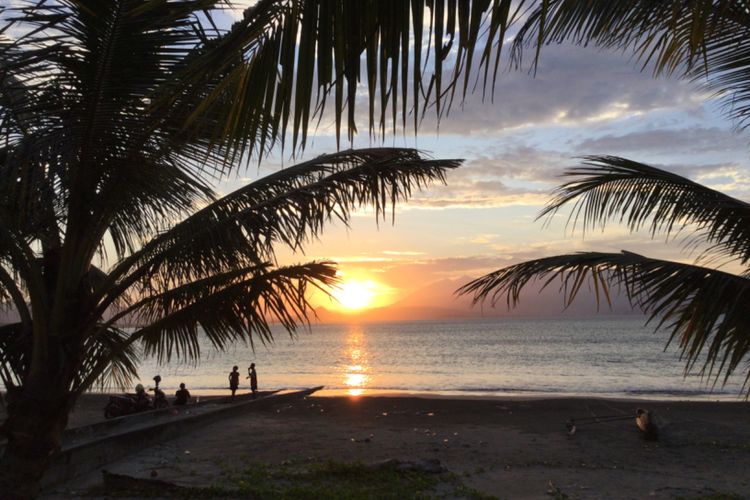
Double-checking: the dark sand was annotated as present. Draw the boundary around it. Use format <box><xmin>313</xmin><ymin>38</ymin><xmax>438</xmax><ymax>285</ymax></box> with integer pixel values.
<box><xmin>49</xmin><ymin>393</ymin><xmax>750</xmax><ymax>499</ymax></box>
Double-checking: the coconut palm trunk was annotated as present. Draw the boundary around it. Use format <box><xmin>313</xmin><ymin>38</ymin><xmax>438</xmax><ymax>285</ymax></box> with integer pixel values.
<box><xmin>1</xmin><ymin>376</ymin><xmax>74</xmax><ymax>497</ymax></box>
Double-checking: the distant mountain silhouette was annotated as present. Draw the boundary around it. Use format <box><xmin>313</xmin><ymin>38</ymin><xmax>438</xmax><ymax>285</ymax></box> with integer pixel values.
<box><xmin>314</xmin><ymin>276</ymin><xmax>642</xmax><ymax>324</ymax></box>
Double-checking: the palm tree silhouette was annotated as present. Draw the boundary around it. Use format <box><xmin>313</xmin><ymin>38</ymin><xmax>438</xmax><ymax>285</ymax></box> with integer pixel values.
<box><xmin>460</xmin><ymin>0</ymin><xmax>750</xmax><ymax>397</ymax></box>
<box><xmin>461</xmin><ymin>157</ymin><xmax>750</xmax><ymax>396</ymax></box>
<box><xmin>0</xmin><ymin>0</ymin><xmax>520</xmax><ymax>493</ymax></box>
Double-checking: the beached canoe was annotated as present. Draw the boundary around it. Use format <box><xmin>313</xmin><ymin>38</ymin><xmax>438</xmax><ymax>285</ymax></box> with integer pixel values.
<box><xmin>636</xmin><ymin>408</ymin><xmax>658</xmax><ymax>441</ymax></box>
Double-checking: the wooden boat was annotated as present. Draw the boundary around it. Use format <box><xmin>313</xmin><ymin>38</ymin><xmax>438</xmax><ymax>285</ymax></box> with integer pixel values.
<box><xmin>636</xmin><ymin>408</ymin><xmax>658</xmax><ymax>441</ymax></box>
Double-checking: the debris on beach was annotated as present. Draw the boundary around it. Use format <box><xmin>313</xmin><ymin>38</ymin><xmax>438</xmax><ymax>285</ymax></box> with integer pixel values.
<box><xmin>370</xmin><ymin>458</ymin><xmax>446</xmax><ymax>474</ymax></box>
<box><xmin>547</xmin><ymin>480</ymin><xmax>568</xmax><ymax>498</ymax></box>
<box><xmin>102</xmin><ymin>470</ymin><xmax>186</xmax><ymax>494</ymax></box>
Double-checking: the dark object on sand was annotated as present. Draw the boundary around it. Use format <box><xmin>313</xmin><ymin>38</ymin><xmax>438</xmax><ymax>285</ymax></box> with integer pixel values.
<box><xmin>565</xmin><ymin>414</ymin><xmax>632</xmax><ymax>435</ymax></box>
<box><xmin>636</xmin><ymin>408</ymin><xmax>658</xmax><ymax>441</ymax></box>
<box><xmin>370</xmin><ymin>458</ymin><xmax>446</xmax><ymax>474</ymax></box>
<box><xmin>565</xmin><ymin>408</ymin><xmax>658</xmax><ymax>440</ymax></box>
<box><xmin>102</xmin><ymin>470</ymin><xmax>183</xmax><ymax>493</ymax></box>
<box><xmin>103</xmin><ymin>394</ymin><xmax>150</xmax><ymax>419</ymax></box>
<box><xmin>104</xmin><ymin>378</ymin><xmax>168</xmax><ymax>418</ymax></box>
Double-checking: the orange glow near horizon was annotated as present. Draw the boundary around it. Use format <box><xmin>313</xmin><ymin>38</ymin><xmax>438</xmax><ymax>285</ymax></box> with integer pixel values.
<box><xmin>344</xmin><ymin>327</ymin><xmax>370</xmax><ymax>396</ymax></box>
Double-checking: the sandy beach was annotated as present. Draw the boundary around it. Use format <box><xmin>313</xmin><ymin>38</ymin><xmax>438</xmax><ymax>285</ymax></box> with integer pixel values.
<box><xmin>48</xmin><ymin>392</ymin><xmax>750</xmax><ymax>499</ymax></box>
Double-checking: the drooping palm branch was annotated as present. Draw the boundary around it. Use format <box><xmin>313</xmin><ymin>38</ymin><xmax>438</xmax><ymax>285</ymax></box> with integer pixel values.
<box><xmin>540</xmin><ymin>157</ymin><xmax>750</xmax><ymax>265</ymax></box>
<box><xmin>460</xmin><ymin>159</ymin><xmax>750</xmax><ymax>394</ymax></box>
<box><xmin>513</xmin><ymin>0</ymin><xmax>750</xmax><ymax>129</ymax></box>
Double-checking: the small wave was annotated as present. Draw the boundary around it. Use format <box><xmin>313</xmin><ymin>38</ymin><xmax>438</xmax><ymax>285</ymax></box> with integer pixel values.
<box><xmin>451</xmin><ymin>386</ymin><xmax>560</xmax><ymax>393</ymax></box>
<box><xmin>623</xmin><ymin>388</ymin><xmax>735</xmax><ymax>396</ymax></box>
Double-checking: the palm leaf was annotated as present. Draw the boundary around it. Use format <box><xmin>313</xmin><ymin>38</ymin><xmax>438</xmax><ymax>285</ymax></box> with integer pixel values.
<box><xmin>93</xmin><ymin>148</ymin><xmax>460</xmax><ymax>317</ymax></box>
<box><xmin>540</xmin><ymin>156</ymin><xmax>750</xmax><ymax>265</ymax></box>
<box><xmin>459</xmin><ymin>251</ymin><xmax>750</xmax><ymax>394</ymax></box>
<box><xmin>77</xmin><ymin>262</ymin><xmax>337</xmax><ymax>392</ymax></box>
<box><xmin>0</xmin><ymin>322</ymin><xmax>30</xmax><ymax>388</ymax></box>
<box><xmin>76</xmin><ymin>326</ymin><xmax>141</xmax><ymax>393</ymax></box>
<box><xmin>185</xmin><ymin>0</ymin><xmax>525</xmax><ymax>152</ymax></box>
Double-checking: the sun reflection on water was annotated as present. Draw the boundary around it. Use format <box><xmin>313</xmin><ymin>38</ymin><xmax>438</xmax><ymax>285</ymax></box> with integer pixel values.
<box><xmin>343</xmin><ymin>327</ymin><xmax>370</xmax><ymax>396</ymax></box>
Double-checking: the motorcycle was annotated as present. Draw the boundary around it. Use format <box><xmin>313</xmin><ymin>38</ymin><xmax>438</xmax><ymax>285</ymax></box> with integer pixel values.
<box><xmin>103</xmin><ymin>375</ymin><xmax>168</xmax><ymax>418</ymax></box>
<box><xmin>103</xmin><ymin>392</ymin><xmax>151</xmax><ymax>419</ymax></box>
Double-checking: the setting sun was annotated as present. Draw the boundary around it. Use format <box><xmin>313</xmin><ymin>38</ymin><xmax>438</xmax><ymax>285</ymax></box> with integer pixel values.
<box><xmin>334</xmin><ymin>280</ymin><xmax>376</xmax><ymax>310</ymax></box>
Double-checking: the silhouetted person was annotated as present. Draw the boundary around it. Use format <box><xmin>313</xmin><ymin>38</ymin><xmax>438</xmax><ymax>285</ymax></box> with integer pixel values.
<box><xmin>133</xmin><ymin>383</ymin><xmax>150</xmax><ymax>411</ymax></box>
<box><xmin>247</xmin><ymin>363</ymin><xmax>258</xmax><ymax>398</ymax></box>
<box><xmin>228</xmin><ymin>365</ymin><xmax>240</xmax><ymax>397</ymax></box>
<box><xmin>174</xmin><ymin>383</ymin><xmax>191</xmax><ymax>406</ymax></box>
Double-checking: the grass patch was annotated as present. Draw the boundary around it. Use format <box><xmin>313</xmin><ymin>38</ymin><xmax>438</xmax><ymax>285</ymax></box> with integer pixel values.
<box><xmin>83</xmin><ymin>460</ymin><xmax>496</xmax><ymax>499</ymax></box>
<box><xmin>228</xmin><ymin>460</ymin><xmax>494</xmax><ymax>499</ymax></box>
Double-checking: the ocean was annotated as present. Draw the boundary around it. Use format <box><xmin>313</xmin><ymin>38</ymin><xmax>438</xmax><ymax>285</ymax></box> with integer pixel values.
<box><xmin>133</xmin><ymin>316</ymin><xmax>746</xmax><ymax>401</ymax></box>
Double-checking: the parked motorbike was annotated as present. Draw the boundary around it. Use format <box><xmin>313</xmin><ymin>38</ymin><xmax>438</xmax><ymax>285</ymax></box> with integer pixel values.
<box><xmin>103</xmin><ymin>392</ymin><xmax>151</xmax><ymax>419</ymax></box>
<box><xmin>103</xmin><ymin>376</ymin><xmax>168</xmax><ymax>418</ymax></box>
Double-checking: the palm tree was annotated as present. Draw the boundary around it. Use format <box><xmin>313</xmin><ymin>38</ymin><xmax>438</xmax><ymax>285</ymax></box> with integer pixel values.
<box><xmin>457</xmin><ymin>0</ymin><xmax>750</xmax><ymax>396</ymax></box>
<box><xmin>459</xmin><ymin>157</ymin><xmax>750</xmax><ymax>394</ymax></box>
<box><xmin>0</xmin><ymin>0</ymin><xmax>524</xmax><ymax>494</ymax></box>
<box><xmin>455</xmin><ymin>0</ymin><xmax>750</xmax><ymax>397</ymax></box>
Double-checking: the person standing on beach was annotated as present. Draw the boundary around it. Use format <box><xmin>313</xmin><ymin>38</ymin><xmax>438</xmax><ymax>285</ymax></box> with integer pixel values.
<box><xmin>247</xmin><ymin>363</ymin><xmax>258</xmax><ymax>398</ymax></box>
<box><xmin>228</xmin><ymin>366</ymin><xmax>240</xmax><ymax>397</ymax></box>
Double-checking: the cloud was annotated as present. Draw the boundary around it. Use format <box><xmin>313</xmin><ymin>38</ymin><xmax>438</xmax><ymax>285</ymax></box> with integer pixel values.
<box><xmin>402</xmin><ymin>145</ymin><xmax>570</xmax><ymax>208</ymax></box>
<box><xmin>382</xmin><ymin>250</ymin><xmax>425</xmax><ymax>256</ymax></box>
<box><xmin>267</xmin><ymin>38</ymin><xmax>707</xmax><ymax>142</ymax></box>
<box><xmin>226</xmin><ymin>1</ymin><xmax>258</xmax><ymax>20</ymax></box>
<box><xmin>576</xmin><ymin>127</ymin><xmax>749</xmax><ymax>156</ymax></box>
<box><xmin>416</xmin><ymin>44</ymin><xmax>705</xmax><ymax>136</ymax></box>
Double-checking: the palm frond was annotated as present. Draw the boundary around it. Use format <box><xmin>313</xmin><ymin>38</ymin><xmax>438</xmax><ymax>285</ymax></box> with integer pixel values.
<box><xmin>0</xmin><ymin>322</ymin><xmax>30</xmax><ymax>388</ymax></box>
<box><xmin>94</xmin><ymin>148</ymin><xmax>460</xmax><ymax>316</ymax></box>
<box><xmin>75</xmin><ymin>326</ymin><xmax>140</xmax><ymax>393</ymax></box>
<box><xmin>177</xmin><ymin>0</ymin><xmax>525</xmax><ymax>153</ymax></box>
<box><xmin>459</xmin><ymin>251</ymin><xmax>750</xmax><ymax>394</ymax></box>
<box><xmin>512</xmin><ymin>0</ymin><xmax>750</xmax><ymax>128</ymax></box>
<box><xmin>135</xmin><ymin>261</ymin><xmax>336</xmax><ymax>361</ymax></box>
<box><xmin>78</xmin><ymin>262</ymin><xmax>336</xmax><ymax>392</ymax></box>
<box><xmin>539</xmin><ymin>156</ymin><xmax>750</xmax><ymax>265</ymax></box>
<box><xmin>0</xmin><ymin>266</ymin><xmax>30</xmax><ymax>330</ymax></box>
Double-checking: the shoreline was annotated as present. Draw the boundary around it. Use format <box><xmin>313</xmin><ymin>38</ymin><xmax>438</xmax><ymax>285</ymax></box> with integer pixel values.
<box><xmin>83</xmin><ymin>386</ymin><xmax>747</xmax><ymax>403</ymax></box>
<box><xmin>312</xmin><ymin>388</ymin><xmax>746</xmax><ymax>403</ymax></box>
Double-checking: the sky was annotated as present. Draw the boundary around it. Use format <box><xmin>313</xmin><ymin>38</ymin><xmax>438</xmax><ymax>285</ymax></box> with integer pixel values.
<box><xmin>215</xmin><ymin>5</ymin><xmax>750</xmax><ymax>316</ymax></box>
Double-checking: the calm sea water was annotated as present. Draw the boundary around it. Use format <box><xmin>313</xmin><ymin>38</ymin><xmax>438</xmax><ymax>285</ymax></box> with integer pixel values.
<box><xmin>133</xmin><ymin>316</ymin><xmax>746</xmax><ymax>401</ymax></box>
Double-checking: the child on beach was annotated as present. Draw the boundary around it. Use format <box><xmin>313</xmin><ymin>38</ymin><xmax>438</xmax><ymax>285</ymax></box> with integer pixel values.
<box><xmin>228</xmin><ymin>366</ymin><xmax>240</xmax><ymax>397</ymax></box>
<box><xmin>247</xmin><ymin>363</ymin><xmax>258</xmax><ymax>398</ymax></box>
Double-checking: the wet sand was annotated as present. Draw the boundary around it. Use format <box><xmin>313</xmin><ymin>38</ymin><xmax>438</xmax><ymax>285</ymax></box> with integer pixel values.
<box><xmin>52</xmin><ymin>393</ymin><xmax>750</xmax><ymax>499</ymax></box>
